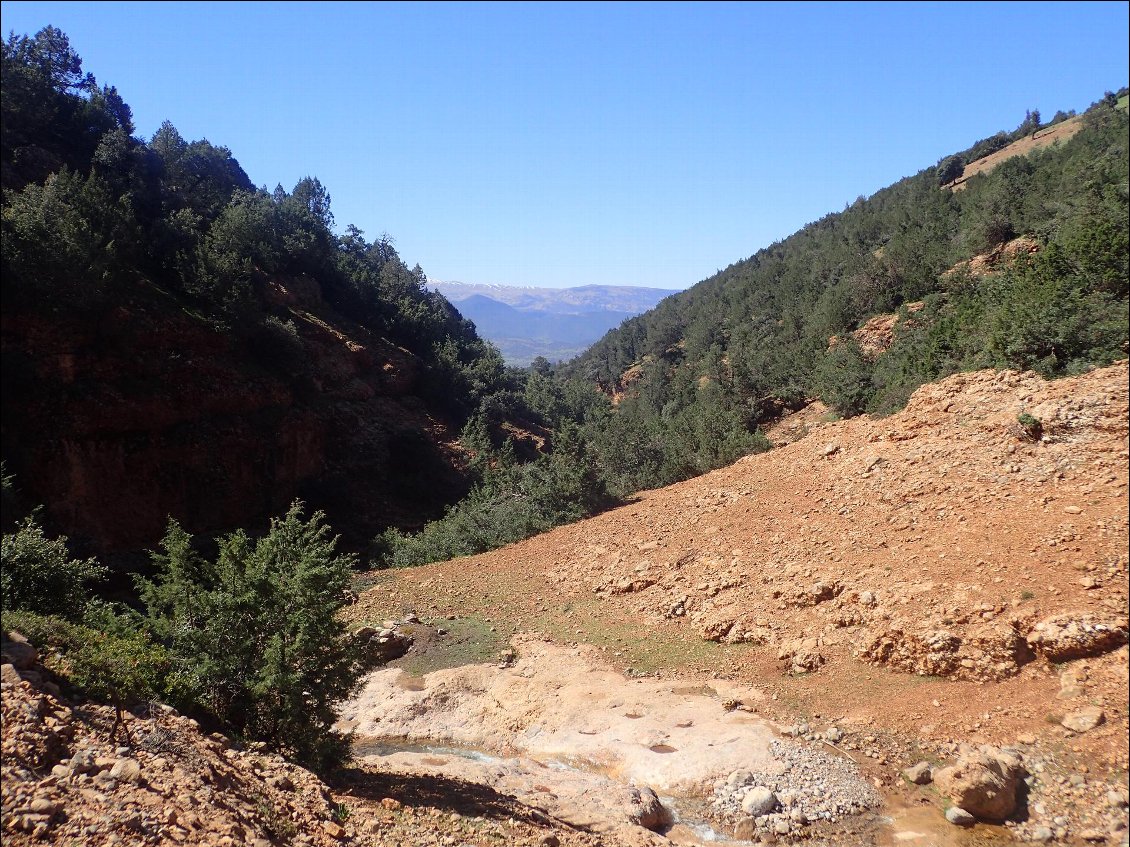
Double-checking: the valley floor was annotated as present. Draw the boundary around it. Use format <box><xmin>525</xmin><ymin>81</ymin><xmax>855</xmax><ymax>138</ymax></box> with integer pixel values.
<box><xmin>345</xmin><ymin>360</ymin><xmax>1129</xmax><ymax>845</ymax></box>
<box><xmin>3</xmin><ymin>362</ymin><xmax>1127</xmax><ymax>846</ymax></box>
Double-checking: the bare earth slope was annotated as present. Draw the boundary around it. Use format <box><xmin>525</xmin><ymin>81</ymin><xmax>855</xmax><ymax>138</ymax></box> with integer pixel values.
<box><xmin>948</xmin><ymin>117</ymin><xmax>1085</xmax><ymax>190</ymax></box>
<box><xmin>351</xmin><ymin>361</ymin><xmax>1129</xmax><ymax>844</ymax></box>
<box><xmin>4</xmin><ymin>362</ymin><xmax>1126</xmax><ymax>847</ymax></box>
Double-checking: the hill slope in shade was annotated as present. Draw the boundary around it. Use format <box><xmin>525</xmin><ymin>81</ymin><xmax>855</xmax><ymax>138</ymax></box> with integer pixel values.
<box><xmin>429</xmin><ymin>281</ymin><xmax>677</xmax><ymax>365</ymax></box>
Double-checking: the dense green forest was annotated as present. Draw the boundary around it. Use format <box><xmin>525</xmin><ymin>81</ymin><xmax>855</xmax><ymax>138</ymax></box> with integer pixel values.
<box><xmin>1</xmin><ymin>27</ymin><xmax>508</xmax><ymax>417</ymax></box>
<box><xmin>556</xmin><ymin>95</ymin><xmax>1129</xmax><ymax>483</ymax></box>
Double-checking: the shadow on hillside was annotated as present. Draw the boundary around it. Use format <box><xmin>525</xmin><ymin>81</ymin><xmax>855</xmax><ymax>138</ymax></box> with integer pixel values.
<box><xmin>330</xmin><ymin>765</ymin><xmax>581</xmax><ymax>829</ymax></box>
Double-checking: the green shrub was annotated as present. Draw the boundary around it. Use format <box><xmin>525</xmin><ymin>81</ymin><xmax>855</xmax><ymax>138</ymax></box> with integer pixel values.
<box><xmin>1</xmin><ymin>517</ymin><xmax>106</xmax><ymax>619</ymax></box>
<box><xmin>1017</xmin><ymin>412</ymin><xmax>1043</xmax><ymax>441</ymax></box>
<box><xmin>138</xmin><ymin>501</ymin><xmax>361</xmax><ymax>770</ymax></box>
<box><xmin>815</xmin><ymin>338</ymin><xmax>875</xmax><ymax>418</ymax></box>
<box><xmin>4</xmin><ymin>609</ymin><xmax>172</xmax><ymax>740</ymax></box>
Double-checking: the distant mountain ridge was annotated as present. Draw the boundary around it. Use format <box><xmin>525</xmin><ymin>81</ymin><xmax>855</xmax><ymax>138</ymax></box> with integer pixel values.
<box><xmin>428</xmin><ymin>281</ymin><xmax>677</xmax><ymax>364</ymax></box>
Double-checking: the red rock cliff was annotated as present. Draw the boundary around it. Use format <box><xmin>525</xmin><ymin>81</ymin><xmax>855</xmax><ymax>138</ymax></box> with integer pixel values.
<box><xmin>1</xmin><ymin>278</ymin><xmax>468</xmax><ymax>554</ymax></box>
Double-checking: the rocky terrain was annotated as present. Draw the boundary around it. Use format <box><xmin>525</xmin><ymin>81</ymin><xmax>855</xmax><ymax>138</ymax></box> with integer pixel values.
<box><xmin>1</xmin><ymin>632</ymin><xmax>605</xmax><ymax>847</ymax></box>
<box><xmin>347</xmin><ymin>360</ymin><xmax>1129</xmax><ymax>845</ymax></box>
<box><xmin>3</xmin><ymin>360</ymin><xmax>1127</xmax><ymax>846</ymax></box>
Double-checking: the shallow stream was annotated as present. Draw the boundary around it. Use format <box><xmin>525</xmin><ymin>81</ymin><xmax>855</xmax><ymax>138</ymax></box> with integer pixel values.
<box><xmin>343</xmin><ymin>639</ymin><xmax>1018</xmax><ymax>846</ymax></box>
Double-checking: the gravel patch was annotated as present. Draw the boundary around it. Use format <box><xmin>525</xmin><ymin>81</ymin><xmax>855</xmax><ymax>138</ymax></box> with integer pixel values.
<box><xmin>710</xmin><ymin>738</ymin><xmax>882</xmax><ymax>839</ymax></box>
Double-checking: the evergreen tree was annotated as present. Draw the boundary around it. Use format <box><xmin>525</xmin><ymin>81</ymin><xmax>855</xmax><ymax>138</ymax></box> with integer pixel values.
<box><xmin>138</xmin><ymin>502</ymin><xmax>361</xmax><ymax>769</ymax></box>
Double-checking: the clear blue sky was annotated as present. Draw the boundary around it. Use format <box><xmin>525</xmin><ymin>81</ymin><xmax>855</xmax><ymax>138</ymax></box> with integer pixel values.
<box><xmin>2</xmin><ymin>2</ymin><xmax>1127</xmax><ymax>289</ymax></box>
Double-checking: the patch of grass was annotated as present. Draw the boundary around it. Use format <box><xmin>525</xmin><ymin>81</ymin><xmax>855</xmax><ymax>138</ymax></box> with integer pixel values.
<box><xmin>393</xmin><ymin>614</ymin><xmax>510</xmax><ymax>677</ymax></box>
<box><xmin>254</xmin><ymin>792</ymin><xmax>298</xmax><ymax>841</ymax></box>
<box><xmin>1019</xmin><ymin>590</ymin><xmax>1035</xmax><ymax>602</ymax></box>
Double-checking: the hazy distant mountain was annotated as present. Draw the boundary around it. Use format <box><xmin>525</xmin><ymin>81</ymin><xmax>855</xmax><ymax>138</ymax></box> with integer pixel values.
<box><xmin>429</xmin><ymin>281</ymin><xmax>677</xmax><ymax>365</ymax></box>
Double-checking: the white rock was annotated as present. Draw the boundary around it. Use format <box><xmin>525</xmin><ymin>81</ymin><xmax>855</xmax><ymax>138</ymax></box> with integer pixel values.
<box><xmin>741</xmin><ymin>786</ymin><xmax>779</xmax><ymax>817</ymax></box>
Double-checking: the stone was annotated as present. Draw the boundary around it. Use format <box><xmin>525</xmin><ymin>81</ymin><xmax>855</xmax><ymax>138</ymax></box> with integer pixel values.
<box><xmin>1</xmin><ymin>637</ymin><xmax>37</xmax><ymax>670</ymax></box>
<box><xmin>903</xmin><ymin>761</ymin><xmax>933</xmax><ymax>785</ymax></box>
<box><xmin>268</xmin><ymin>774</ymin><xmax>295</xmax><ymax>791</ymax></box>
<box><xmin>734</xmin><ymin>818</ymin><xmax>758</xmax><ymax>840</ymax></box>
<box><xmin>1028</xmin><ymin>825</ymin><xmax>1054</xmax><ymax>842</ymax></box>
<box><xmin>777</xmin><ymin>638</ymin><xmax>824</xmax><ymax>675</ymax></box>
<box><xmin>727</xmin><ymin>769</ymin><xmax>752</xmax><ymax>788</ymax></box>
<box><xmin>28</xmin><ymin>798</ymin><xmax>57</xmax><ymax>816</ymax></box>
<box><xmin>625</xmin><ymin>786</ymin><xmax>671</xmax><ymax>831</ymax></box>
<box><xmin>539</xmin><ymin>836</ymin><xmax>561</xmax><ymax>847</ymax></box>
<box><xmin>1061</xmin><ymin>706</ymin><xmax>1105</xmax><ymax>733</ymax></box>
<box><xmin>1</xmin><ymin>663</ymin><xmax>22</xmax><ymax>685</ymax></box>
<box><xmin>742</xmin><ymin>786</ymin><xmax>779</xmax><ymax>817</ymax></box>
<box><xmin>934</xmin><ymin>746</ymin><xmax>1023</xmax><ymax>822</ymax></box>
<box><xmin>109</xmin><ymin>758</ymin><xmax>142</xmax><ymax>783</ymax></box>
<box><xmin>825</xmin><ymin>726</ymin><xmax>844</xmax><ymax>743</ymax></box>
<box><xmin>945</xmin><ymin>806</ymin><xmax>976</xmax><ymax>827</ymax></box>
<box><xmin>322</xmin><ymin>820</ymin><xmax>344</xmax><ymax>838</ymax></box>
<box><xmin>1108</xmin><ymin>789</ymin><xmax>1130</xmax><ymax>808</ymax></box>
<box><xmin>1080</xmin><ymin>830</ymin><xmax>1106</xmax><ymax>842</ymax></box>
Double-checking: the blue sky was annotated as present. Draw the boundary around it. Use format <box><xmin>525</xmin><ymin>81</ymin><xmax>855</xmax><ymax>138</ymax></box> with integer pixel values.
<box><xmin>2</xmin><ymin>2</ymin><xmax>1128</xmax><ymax>289</ymax></box>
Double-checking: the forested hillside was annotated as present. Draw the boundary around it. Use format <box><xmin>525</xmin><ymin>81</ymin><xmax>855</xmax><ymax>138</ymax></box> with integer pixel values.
<box><xmin>378</xmin><ymin>90</ymin><xmax>1128</xmax><ymax>567</ymax></box>
<box><xmin>557</xmin><ymin>94</ymin><xmax>1129</xmax><ymax>490</ymax></box>
<box><xmin>0</xmin><ymin>27</ymin><xmax>520</xmax><ymax>551</ymax></box>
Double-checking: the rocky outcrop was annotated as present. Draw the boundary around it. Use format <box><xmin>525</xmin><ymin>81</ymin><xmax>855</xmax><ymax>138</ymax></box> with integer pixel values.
<box><xmin>1026</xmin><ymin>613</ymin><xmax>1129</xmax><ymax>662</ymax></box>
<box><xmin>856</xmin><ymin>619</ymin><xmax>1033</xmax><ymax>682</ymax></box>
<box><xmin>1</xmin><ymin>277</ymin><xmax>469</xmax><ymax>553</ymax></box>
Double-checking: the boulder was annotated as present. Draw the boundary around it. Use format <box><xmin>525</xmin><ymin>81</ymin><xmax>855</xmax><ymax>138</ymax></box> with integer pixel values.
<box><xmin>1060</xmin><ymin>706</ymin><xmax>1105</xmax><ymax>733</ymax></box>
<box><xmin>903</xmin><ymin>761</ymin><xmax>933</xmax><ymax>785</ymax></box>
<box><xmin>945</xmin><ymin>806</ymin><xmax>976</xmax><ymax>827</ymax></box>
<box><xmin>1</xmin><ymin>634</ymin><xmax>38</xmax><ymax>671</ymax></box>
<box><xmin>777</xmin><ymin>637</ymin><xmax>824</xmax><ymax>675</ymax></box>
<box><xmin>625</xmin><ymin>786</ymin><xmax>671</xmax><ymax>831</ymax></box>
<box><xmin>934</xmin><ymin>746</ymin><xmax>1024</xmax><ymax>822</ymax></box>
<box><xmin>741</xmin><ymin>786</ymin><xmax>779</xmax><ymax>817</ymax></box>
<box><xmin>109</xmin><ymin>758</ymin><xmax>142</xmax><ymax>783</ymax></box>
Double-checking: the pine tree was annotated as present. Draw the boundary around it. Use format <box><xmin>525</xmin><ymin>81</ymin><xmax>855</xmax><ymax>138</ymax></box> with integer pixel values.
<box><xmin>139</xmin><ymin>502</ymin><xmax>361</xmax><ymax>769</ymax></box>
